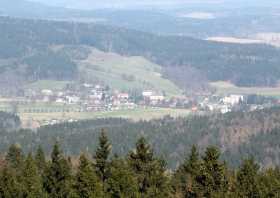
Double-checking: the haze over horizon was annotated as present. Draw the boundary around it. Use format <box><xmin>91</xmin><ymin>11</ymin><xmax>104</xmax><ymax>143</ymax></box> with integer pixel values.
<box><xmin>27</xmin><ymin>0</ymin><xmax>279</xmax><ymax>9</ymax></box>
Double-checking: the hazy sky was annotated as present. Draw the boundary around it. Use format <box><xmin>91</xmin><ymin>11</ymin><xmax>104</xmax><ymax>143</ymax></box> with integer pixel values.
<box><xmin>28</xmin><ymin>0</ymin><xmax>225</xmax><ymax>9</ymax></box>
<box><xmin>27</xmin><ymin>0</ymin><xmax>279</xmax><ymax>10</ymax></box>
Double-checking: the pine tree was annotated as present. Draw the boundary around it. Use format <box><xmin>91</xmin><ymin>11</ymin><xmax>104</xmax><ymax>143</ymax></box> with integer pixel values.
<box><xmin>22</xmin><ymin>153</ymin><xmax>45</xmax><ymax>198</ymax></box>
<box><xmin>94</xmin><ymin>129</ymin><xmax>111</xmax><ymax>183</ymax></box>
<box><xmin>5</xmin><ymin>144</ymin><xmax>24</xmax><ymax>169</ymax></box>
<box><xmin>35</xmin><ymin>145</ymin><xmax>46</xmax><ymax>175</ymax></box>
<box><xmin>0</xmin><ymin>165</ymin><xmax>24</xmax><ymax>198</ymax></box>
<box><xmin>173</xmin><ymin>145</ymin><xmax>201</xmax><ymax>197</ymax></box>
<box><xmin>44</xmin><ymin>142</ymin><xmax>75</xmax><ymax>198</ymax></box>
<box><xmin>107</xmin><ymin>156</ymin><xmax>139</xmax><ymax>198</ymax></box>
<box><xmin>75</xmin><ymin>154</ymin><xmax>103</xmax><ymax>198</ymax></box>
<box><xmin>196</xmin><ymin>146</ymin><xmax>228</xmax><ymax>197</ymax></box>
<box><xmin>258</xmin><ymin>168</ymin><xmax>280</xmax><ymax>197</ymax></box>
<box><xmin>236</xmin><ymin>158</ymin><xmax>261</xmax><ymax>197</ymax></box>
<box><xmin>185</xmin><ymin>146</ymin><xmax>200</xmax><ymax>176</ymax></box>
<box><xmin>128</xmin><ymin>137</ymin><xmax>170</xmax><ymax>198</ymax></box>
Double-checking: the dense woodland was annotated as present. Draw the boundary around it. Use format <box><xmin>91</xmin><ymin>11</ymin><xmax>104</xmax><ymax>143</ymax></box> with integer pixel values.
<box><xmin>1</xmin><ymin>107</ymin><xmax>280</xmax><ymax>169</ymax></box>
<box><xmin>1</xmin><ymin>132</ymin><xmax>280</xmax><ymax>197</ymax></box>
<box><xmin>1</xmin><ymin>17</ymin><xmax>280</xmax><ymax>88</ymax></box>
<box><xmin>0</xmin><ymin>111</ymin><xmax>21</xmax><ymax>132</ymax></box>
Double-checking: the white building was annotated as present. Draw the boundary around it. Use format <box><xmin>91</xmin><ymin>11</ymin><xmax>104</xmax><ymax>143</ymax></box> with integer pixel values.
<box><xmin>118</xmin><ymin>93</ymin><xmax>129</xmax><ymax>100</ymax></box>
<box><xmin>89</xmin><ymin>93</ymin><xmax>103</xmax><ymax>100</ymax></box>
<box><xmin>95</xmin><ymin>85</ymin><xmax>102</xmax><ymax>90</ymax></box>
<box><xmin>83</xmin><ymin>83</ymin><xmax>93</xmax><ymax>88</ymax></box>
<box><xmin>41</xmin><ymin>89</ymin><xmax>53</xmax><ymax>96</ymax></box>
<box><xmin>220</xmin><ymin>105</ymin><xmax>231</xmax><ymax>114</ymax></box>
<box><xmin>56</xmin><ymin>92</ymin><xmax>64</xmax><ymax>97</ymax></box>
<box><xmin>142</xmin><ymin>90</ymin><xmax>153</xmax><ymax>97</ymax></box>
<box><xmin>222</xmin><ymin>95</ymin><xmax>244</xmax><ymax>106</ymax></box>
<box><xmin>150</xmin><ymin>95</ymin><xmax>165</xmax><ymax>101</ymax></box>
<box><xmin>66</xmin><ymin>96</ymin><xmax>80</xmax><ymax>104</ymax></box>
<box><xmin>56</xmin><ymin>98</ymin><xmax>66</xmax><ymax>104</ymax></box>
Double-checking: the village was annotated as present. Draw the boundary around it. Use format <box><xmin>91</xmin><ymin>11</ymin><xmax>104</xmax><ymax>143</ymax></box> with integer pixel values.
<box><xmin>0</xmin><ymin>82</ymin><xmax>278</xmax><ymax>127</ymax></box>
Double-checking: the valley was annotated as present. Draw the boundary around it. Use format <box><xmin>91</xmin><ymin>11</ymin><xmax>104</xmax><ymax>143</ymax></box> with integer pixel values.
<box><xmin>1</xmin><ymin>1</ymin><xmax>280</xmax><ymax>196</ymax></box>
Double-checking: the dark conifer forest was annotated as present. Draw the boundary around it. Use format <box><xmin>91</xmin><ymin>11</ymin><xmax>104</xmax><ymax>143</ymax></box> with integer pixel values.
<box><xmin>1</xmin><ymin>132</ymin><xmax>280</xmax><ymax>197</ymax></box>
<box><xmin>2</xmin><ymin>107</ymin><xmax>280</xmax><ymax>169</ymax></box>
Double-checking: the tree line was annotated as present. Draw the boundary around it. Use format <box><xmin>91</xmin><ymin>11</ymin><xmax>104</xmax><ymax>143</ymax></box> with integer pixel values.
<box><xmin>2</xmin><ymin>107</ymin><xmax>280</xmax><ymax>169</ymax></box>
<box><xmin>0</xmin><ymin>111</ymin><xmax>20</xmax><ymax>132</ymax></box>
<box><xmin>1</xmin><ymin>130</ymin><xmax>280</xmax><ymax>198</ymax></box>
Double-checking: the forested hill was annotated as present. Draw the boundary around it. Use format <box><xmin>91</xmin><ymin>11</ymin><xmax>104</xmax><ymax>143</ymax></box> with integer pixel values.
<box><xmin>0</xmin><ymin>111</ymin><xmax>21</xmax><ymax>131</ymax></box>
<box><xmin>1</xmin><ymin>17</ymin><xmax>280</xmax><ymax>87</ymax></box>
<box><xmin>2</xmin><ymin>107</ymin><xmax>280</xmax><ymax>168</ymax></box>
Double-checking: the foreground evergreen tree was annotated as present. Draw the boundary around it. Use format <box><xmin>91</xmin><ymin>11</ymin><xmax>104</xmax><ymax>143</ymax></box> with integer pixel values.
<box><xmin>259</xmin><ymin>167</ymin><xmax>280</xmax><ymax>197</ymax></box>
<box><xmin>75</xmin><ymin>154</ymin><xmax>103</xmax><ymax>198</ymax></box>
<box><xmin>128</xmin><ymin>137</ymin><xmax>170</xmax><ymax>198</ymax></box>
<box><xmin>173</xmin><ymin>145</ymin><xmax>201</xmax><ymax>197</ymax></box>
<box><xmin>196</xmin><ymin>146</ymin><xmax>228</xmax><ymax>197</ymax></box>
<box><xmin>236</xmin><ymin>158</ymin><xmax>261</xmax><ymax>197</ymax></box>
<box><xmin>22</xmin><ymin>153</ymin><xmax>45</xmax><ymax>197</ymax></box>
<box><xmin>5</xmin><ymin>144</ymin><xmax>24</xmax><ymax>169</ymax></box>
<box><xmin>94</xmin><ymin>129</ymin><xmax>111</xmax><ymax>185</ymax></box>
<box><xmin>2</xmin><ymin>138</ymin><xmax>280</xmax><ymax>198</ymax></box>
<box><xmin>35</xmin><ymin>145</ymin><xmax>47</xmax><ymax>175</ymax></box>
<box><xmin>0</xmin><ymin>165</ymin><xmax>24</xmax><ymax>198</ymax></box>
<box><xmin>44</xmin><ymin>142</ymin><xmax>75</xmax><ymax>198</ymax></box>
<box><xmin>107</xmin><ymin>156</ymin><xmax>139</xmax><ymax>198</ymax></box>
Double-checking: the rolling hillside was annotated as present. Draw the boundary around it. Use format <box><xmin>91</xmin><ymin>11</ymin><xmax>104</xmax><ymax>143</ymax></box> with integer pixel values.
<box><xmin>1</xmin><ymin>16</ymin><xmax>280</xmax><ymax>95</ymax></box>
<box><xmin>20</xmin><ymin>46</ymin><xmax>183</xmax><ymax>96</ymax></box>
<box><xmin>78</xmin><ymin>48</ymin><xmax>182</xmax><ymax>96</ymax></box>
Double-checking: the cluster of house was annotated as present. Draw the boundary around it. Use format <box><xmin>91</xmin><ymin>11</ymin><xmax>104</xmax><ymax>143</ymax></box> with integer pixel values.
<box><xmin>23</xmin><ymin>84</ymin><xmax>133</xmax><ymax>111</ymax></box>
<box><xmin>141</xmin><ymin>90</ymin><xmax>165</xmax><ymax>105</ymax></box>
<box><xmin>42</xmin><ymin>118</ymin><xmax>78</xmax><ymax>126</ymax></box>
<box><xmin>199</xmin><ymin>94</ymin><xmax>244</xmax><ymax>114</ymax></box>
<box><xmin>23</xmin><ymin>83</ymin><xmax>149</xmax><ymax>112</ymax></box>
<box><xmin>23</xmin><ymin>82</ymin><xmax>177</xmax><ymax>110</ymax></box>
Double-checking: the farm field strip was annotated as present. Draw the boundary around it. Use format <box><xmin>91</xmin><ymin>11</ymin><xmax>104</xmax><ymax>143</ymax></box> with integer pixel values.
<box><xmin>19</xmin><ymin>107</ymin><xmax>191</xmax><ymax>128</ymax></box>
<box><xmin>211</xmin><ymin>81</ymin><xmax>280</xmax><ymax>97</ymax></box>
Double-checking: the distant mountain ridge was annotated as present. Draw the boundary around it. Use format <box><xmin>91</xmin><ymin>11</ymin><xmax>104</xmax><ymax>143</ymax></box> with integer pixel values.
<box><xmin>1</xmin><ymin>16</ymin><xmax>280</xmax><ymax>91</ymax></box>
<box><xmin>0</xmin><ymin>0</ymin><xmax>95</xmax><ymax>20</ymax></box>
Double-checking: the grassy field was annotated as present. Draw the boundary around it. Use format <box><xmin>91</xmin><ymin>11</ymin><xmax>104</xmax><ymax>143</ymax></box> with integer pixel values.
<box><xmin>25</xmin><ymin>80</ymin><xmax>71</xmax><ymax>90</ymax></box>
<box><xmin>211</xmin><ymin>81</ymin><xmax>280</xmax><ymax>97</ymax></box>
<box><xmin>19</xmin><ymin>107</ymin><xmax>191</xmax><ymax>128</ymax></box>
<box><xmin>0</xmin><ymin>99</ymin><xmax>191</xmax><ymax>127</ymax></box>
<box><xmin>0</xmin><ymin>102</ymin><xmax>79</xmax><ymax>113</ymax></box>
<box><xmin>19</xmin><ymin>47</ymin><xmax>183</xmax><ymax>97</ymax></box>
<box><xmin>206</xmin><ymin>37</ymin><xmax>263</xmax><ymax>44</ymax></box>
<box><xmin>79</xmin><ymin>48</ymin><xmax>183</xmax><ymax>97</ymax></box>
